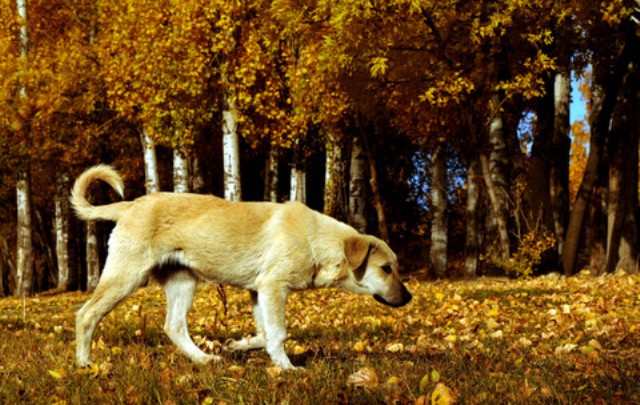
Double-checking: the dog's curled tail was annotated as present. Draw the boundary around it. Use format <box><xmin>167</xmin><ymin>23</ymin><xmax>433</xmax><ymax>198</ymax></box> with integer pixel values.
<box><xmin>71</xmin><ymin>165</ymin><xmax>132</xmax><ymax>222</ymax></box>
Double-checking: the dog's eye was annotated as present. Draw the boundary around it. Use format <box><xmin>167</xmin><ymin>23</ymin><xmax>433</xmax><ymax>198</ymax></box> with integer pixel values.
<box><xmin>381</xmin><ymin>265</ymin><xmax>392</xmax><ymax>275</ymax></box>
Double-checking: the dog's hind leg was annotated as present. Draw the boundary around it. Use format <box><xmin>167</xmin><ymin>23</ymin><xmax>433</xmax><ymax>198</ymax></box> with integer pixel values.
<box><xmin>224</xmin><ymin>290</ymin><xmax>266</xmax><ymax>351</ymax></box>
<box><xmin>75</xmin><ymin>250</ymin><xmax>150</xmax><ymax>367</ymax></box>
<box><xmin>163</xmin><ymin>270</ymin><xmax>221</xmax><ymax>364</ymax></box>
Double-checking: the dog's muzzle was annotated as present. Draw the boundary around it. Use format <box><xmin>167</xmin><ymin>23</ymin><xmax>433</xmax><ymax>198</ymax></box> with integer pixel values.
<box><xmin>374</xmin><ymin>284</ymin><xmax>412</xmax><ymax>308</ymax></box>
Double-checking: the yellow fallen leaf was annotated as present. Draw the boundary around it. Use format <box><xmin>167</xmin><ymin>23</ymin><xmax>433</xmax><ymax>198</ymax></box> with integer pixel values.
<box><xmin>489</xmin><ymin>330</ymin><xmax>503</xmax><ymax>339</ymax></box>
<box><xmin>386</xmin><ymin>342</ymin><xmax>404</xmax><ymax>353</ymax></box>
<box><xmin>387</xmin><ymin>376</ymin><xmax>401</xmax><ymax>385</ymax></box>
<box><xmin>266</xmin><ymin>366</ymin><xmax>282</xmax><ymax>379</ymax></box>
<box><xmin>353</xmin><ymin>340</ymin><xmax>367</xmax><ymax>352</ymax></box>
<box><xmin>588</xmin><ymin>339</ymin><xmax>603</xmax><ymax>351</ymax></box>
<box><xmin>48</xmin><ymin>369</ymin><xmax>65</xmax><ymax>380</ymax></box>
<box><xmin>347</xmin><ymin>366</ymin><xmax>379</xmax><ymax>389</ymax></box>
<box><xmin>293</xmin><ymin>345</ymin><xmax>306</xmax><ymax>355</ymax></box>
<box><xmin>419</xmin><ymin>374</ymin><xmax>430</xmax><ymax>393</ymax></box>
<box><xmin>431</xmin><ymin>369</ymin><xmax>441</xmax><ymax>383</ymax></box>
<box><xmin>431</xmin><ymin>382</ymin><xmax>456</xmax><ymax>405</ymax></box>
<box><xmin>415</xmin><ymin>395</ymin><xmax>428</xmax><ymax>405</ymax></box>
<box><xmin>435</xmin><ymin>292</ymin><xmax>445</xmax><ymax>300</ymax></box>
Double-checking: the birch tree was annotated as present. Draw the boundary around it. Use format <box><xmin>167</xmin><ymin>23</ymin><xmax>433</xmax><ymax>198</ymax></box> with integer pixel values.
<box><xmin>173</xmin><ymin>147</ymin><xmax>189</xmax><ymax>193</ymax></box>
<box><xmin>349</xmin><ymin>135</ymin><xmax>367</xmax><ymax>233</ymax></box>
<box><xmin>54</xmin><ymin>173</ymin><xmax>71</xmax><ymax>290</ymax></box>
<box><xmin>14</xmin><ymin>0</ymin><xmax>34</xmax><ymax>297</ymax></box>
<box><xmin>429</xmin><ymin>142</ymin><xmax>448</xmax><ymax>278</ymax></box>
<box><xmin>222</xmin><ymin>77</ymin><xmax>242</xmax><ymax>202</ymax></box>
<box><xmin>264</xmin><ymin>146</ymin><xmax>279</xmax><ymax>202</ymax></box>
<box><xmin>140</xmin><ymin>129</ymin><xmax>159</xmax><ymax>194</ymax></box>
<box><xmin>324</xmin><ymin>133</ymin><xmax>346</xmax><ymax>219</ymax></box>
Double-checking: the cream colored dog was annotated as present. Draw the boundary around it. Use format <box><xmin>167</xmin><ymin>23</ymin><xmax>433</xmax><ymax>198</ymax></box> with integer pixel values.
<box><xmin>71</xmin><ymin>165</ymin><xmax>411</xmax><ymax>369</ymax></box>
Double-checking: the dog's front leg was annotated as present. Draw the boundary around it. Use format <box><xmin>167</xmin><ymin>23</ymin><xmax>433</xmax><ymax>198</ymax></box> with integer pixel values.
<box><xmin>257</xmin><ymin>285</ymin><xmax>295</xmax><ymax>369</ymax></box>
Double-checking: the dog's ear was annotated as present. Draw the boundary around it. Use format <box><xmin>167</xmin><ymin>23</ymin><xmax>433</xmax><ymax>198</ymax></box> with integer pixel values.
<box><xmin>344</xmin><ymin>236</ymin><xmax>371</xmax><ymax>281</ymax></box>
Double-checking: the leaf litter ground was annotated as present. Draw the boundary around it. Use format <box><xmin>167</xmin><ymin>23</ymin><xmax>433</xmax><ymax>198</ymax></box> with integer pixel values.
<box><xmin>0</xmin><ymin>273</ymin><xmax>639</xmax><ymax>404</ymax></box>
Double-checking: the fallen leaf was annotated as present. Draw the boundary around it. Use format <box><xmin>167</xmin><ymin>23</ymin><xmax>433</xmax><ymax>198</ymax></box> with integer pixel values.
<box><xmin>347</xmin><ymin>366</ymin><xmax>379</xmax><ymax>389</ymax></box>
<box><xmin>386</xmin><ymin>342</ymin><xmax>404</xmax><ymax>352</ymax></box>
<box><xmin>431</xmin><ymin>382</ymin><xmax>456</xmax><ymax>404</ymax></box>
<box><xmin>419</xmin><ymin>374</ymin><xmax>430</xmax><ymax>393</ymax></box>
<box><xmin>47</xmin><ymin>369</ymin><xmax>65</xmax><ymax>380</ymax></box>
<box><xmin>266</xmin><ymin>366</ymin><xmax>282</xmax><ymax>379</ymax></box>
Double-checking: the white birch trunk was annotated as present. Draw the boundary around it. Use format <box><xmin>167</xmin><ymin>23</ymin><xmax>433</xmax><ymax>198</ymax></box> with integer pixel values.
<box><xmin>483</xmin><ymin>93</ymin><xmax>511</xmax><ymax>260</ymax></box>
<box><xmin>16</xmin><ymin>171</ymin><xmax>34</xmax><ymax>296</ymax></box>
<box><xmin>140</xmin><ymin>128</ymin><xmax>159</xmax><ymax>194</ymax></box>
<box><xmin>222</xmin><ymin>92</ymin><xmax>242</xmax><ymax>202</ymax></box>
<box><xmin>14</xmin><ymin>0</ymin><xmax>33</xmax><ymax>297</ymax></box>
<box><xmin>551</xmin><ymin>71</ymin><xmax>571</xmax><ymax>254</ymax></box>
<box><xmin>55</xmin><ymin>173</ymin><xmax>71</xmax><ymax>290</ymax></box>
<box><xmin>173</xmin><ymin>147</ymin><xmax>189</xmax><ymax>193</ymax></box>
<box><xmin>429</xmin><ymin>143</ymin><xmax>448</xmax><ymax>278</ymax></box>
<box><xmin>264</xmin><ymin>146</ymin><xmax>279</xmax><ymax>202</ymax></box>
<box><xmin>349</xmin><ymin>136</ymin><xmax>367</xmax><ymax>233</ymax></box>
<box><xmin>290</xmin><ymin>166</ymin><xmax>306</xmax><ymax>203</ymax></box>
<box><xmin>86</xmin><ymin>221</ymin><xmax>100</xmax><ymax>292</ymax></box>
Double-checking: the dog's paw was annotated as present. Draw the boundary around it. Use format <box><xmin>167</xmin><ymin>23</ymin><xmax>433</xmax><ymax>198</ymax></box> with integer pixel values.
<box><xmin>223</xmin><ymin>337</ymin><xmax>249</xmax><ymax>352</ymax></box>
<box><xmin>76</xmin><ymin>359</ymin><xmax>94</xmax><ymax>369</ymax></box>
<box><xmin>193</xmin><ymin>353</ymin><xmax>222</xmax><ymax>364</ymax></box>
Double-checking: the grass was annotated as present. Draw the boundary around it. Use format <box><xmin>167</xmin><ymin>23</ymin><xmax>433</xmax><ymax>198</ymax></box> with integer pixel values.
<box><xmin>1</xmin><ymin>274</ymin><xmax>639</xmax><ymax>404</ymax></box>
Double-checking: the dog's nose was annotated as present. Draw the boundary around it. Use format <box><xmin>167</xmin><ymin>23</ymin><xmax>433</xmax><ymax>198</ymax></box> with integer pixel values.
<box><xmin>398</xmin><ymin>284</ymin><xmax>412</xmax><ymax>306</ymax></box>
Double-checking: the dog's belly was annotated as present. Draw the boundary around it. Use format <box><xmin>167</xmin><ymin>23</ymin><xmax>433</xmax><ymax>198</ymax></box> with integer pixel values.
<box><xmin>157</xmin><ymin>246</ymin><xmax>264</xmax><ymax>290</ymax></box>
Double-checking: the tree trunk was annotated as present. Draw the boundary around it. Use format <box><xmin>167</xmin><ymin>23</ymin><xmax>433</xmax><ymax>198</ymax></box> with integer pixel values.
<box><xmin>55</xmin><ymin>173</ymin><xmax>72</xmax><ymax>291</ymax></box>
<box><xmin>561</xmin><ymin>30</ymin><xmax>636</xmax><ymax>275</ymax></box>
<box><xmin>86</xmin><ymin>221</ymin><xmax>100</xmax><ymax>292</ymax></box>
<box><xmin>586</xmin><ymin>182</ymin><xmax>607</xmax><ymax>274</ymax></box>
<box><xmin>551</xmin><ymin>70</ymin><xmax>571</xmax><ymax>254</ymax></box>
<box><xmin>16</xmin><ymin>170</ymin><xmax>34</xmax><ymax>296</ymax></box>
<box><xmin>527</xmin><ymin>75</ymin><xmax>554</xmax><ymax>232</ymax></box>
<box><xmin>464</xmin><ymin>154</ymin><xmax>482</xmax><ymax>278</ymax></box>
<box><xmin>617</xmin><ymin>129</ymin><xmax>638</xmax><ymax>272</ymax></box>
<box><xmin>430</xmin><ymin>142</ymin><xmax>448</xmax><ymax>278</ymax></box>
<box><xmin>264</xmin><ymin>146</ymin><xmax>279</xmax><ymax>202</ymax></box>
<box><xmin>606</xmin><ymin>62</ymin><xmax>640</xmax><ymax>273</ymax></box>
<box><xmin>361</xmin><ymin>130</ymin><xmax>390</xmax><ymax>243</ymax></box>
<box><xmin>290</xmin><ymin>140</ymin><xmax>306</xmax><ymax>203</ymax></box>
<box><xmin>0</xmin><ymin>238</ymin><xmax>15</xmax><ymax>296</ymax></box>
<box><xmin>190</xmin><ymin>154</ymin><xmax>205</xmax><ymax>193</ymax></box>
<box><xmin>324</xmin><ymin>134</ymin><xmax>347</xmax><ymax>220</ymax></box>
<box><xmin>222</xmin><ymin>90</ymin><xmax>242</xmax><ymax>202</ymax></box>
<box><xmin>349</xmin><ymin>135</ymin><xmax>367</xmax><ymax>233</ymax></box>
<box><xmin>173</xmin><ymin>147</ymin><xmax>189</xmax><ymax>193</ymax></box>
<box><xmin>481</xmin><ymin>94</ymin><xmax>511</xmax><ymax>259</ymax></box>
<box><xmin>140</xmin><ymin>128</ymin><xmax>159</xmax><ymax>194</ymax></box>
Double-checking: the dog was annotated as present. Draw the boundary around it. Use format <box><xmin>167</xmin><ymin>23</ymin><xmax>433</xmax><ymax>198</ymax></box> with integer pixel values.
<box><xmin>71</xmin><ymin>165</ymin><xmax>412</xmax><ymax>369</ymax></box>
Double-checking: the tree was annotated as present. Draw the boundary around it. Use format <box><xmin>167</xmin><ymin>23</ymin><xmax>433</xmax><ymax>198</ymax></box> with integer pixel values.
<box><xmin>13</xmin><ymin>0</ymin><xmax>34</xmax><ymax>297</ymax></box>
<box><xmin>349</xmin><ymin>135</ymin><xmax>367</xmax><ymax>233</ymax></box>
<box><xmin>429</xmin><ymin>141</ymin><xmax>448</xmax><ymax>278</ymax></box>
<box><xmin>561</xmin><ymin>14</ymin><xmax>638</xmax><ymax>275</ymax></box>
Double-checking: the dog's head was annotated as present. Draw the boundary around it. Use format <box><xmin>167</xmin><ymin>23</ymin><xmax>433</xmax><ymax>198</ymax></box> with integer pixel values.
<box><xmin>340</xmin><ymin>235</ymin><xmax>412</xmax><ymax>307</ymax></box>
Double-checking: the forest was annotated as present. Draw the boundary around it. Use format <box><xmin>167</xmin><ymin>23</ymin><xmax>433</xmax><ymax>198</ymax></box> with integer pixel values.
<box><xmin>1</xmin><ymin>0</ymin><xmax>640</xmax><ymax>296</ymax></box>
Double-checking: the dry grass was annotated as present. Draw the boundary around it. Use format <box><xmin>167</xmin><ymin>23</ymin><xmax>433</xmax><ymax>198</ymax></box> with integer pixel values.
<box><xmin>1</xmin><ymin>274</ymin><xmax>639</xmax><ymax>404</ymax></box>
